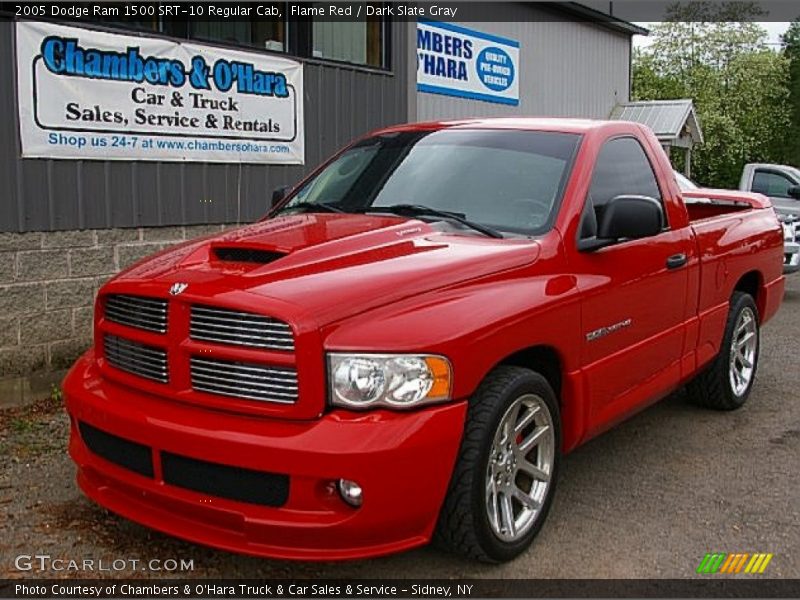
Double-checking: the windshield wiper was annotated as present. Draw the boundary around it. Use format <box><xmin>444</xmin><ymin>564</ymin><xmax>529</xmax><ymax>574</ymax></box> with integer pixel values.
<box><xmin>278</xmin><ymin>201</ymin><xmax>345</xmax><ymax>214</ymax></box>
<box><xmin>357</xmin><ymin>204</ymin><xmax>504</xmax><ymax>239</ymax></box>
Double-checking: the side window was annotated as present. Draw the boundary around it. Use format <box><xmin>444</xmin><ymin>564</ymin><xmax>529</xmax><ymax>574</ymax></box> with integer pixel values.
<box><xmin>589</xmin><ymin>137</ymin><xmax>663</xmax><ymax>207</ymax></box>
<box><xmin>752</xmin><ymin>171</ymin><xmax>794</xmax><ymax>198</ymax></box>
<box><xmin>580</xmin><ymin>137</ymin><xmax>664</xmax><ymax>240</ymax></box>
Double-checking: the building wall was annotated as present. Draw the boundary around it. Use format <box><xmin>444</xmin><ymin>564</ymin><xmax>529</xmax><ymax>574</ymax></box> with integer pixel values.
<box><xmin>0</xmin><ymin>224</ymin><xmax>230</xmax><ymax>404</ymax></box>
<box><xmin>414</xmin><ymin>6</ymin><xmax>632</xmax><ymax>121</ymax></box>
<box><xmin>0</xmin><ymin>17</ymin><xmax>410</xmax><ymax>233</ymax></box>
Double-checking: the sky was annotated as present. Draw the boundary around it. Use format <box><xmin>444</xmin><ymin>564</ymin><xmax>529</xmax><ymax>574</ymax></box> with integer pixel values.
<box><xmin>634</xmin><ymin>21</ymin><xmax>790</xmax><ymax>47</ymax></box>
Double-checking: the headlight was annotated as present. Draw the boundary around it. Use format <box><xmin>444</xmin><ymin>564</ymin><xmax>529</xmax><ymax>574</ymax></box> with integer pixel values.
<box><xmin>328</xmin><ymin>353</ymin><xmax>452</xmax><ymax>409</ymax></box>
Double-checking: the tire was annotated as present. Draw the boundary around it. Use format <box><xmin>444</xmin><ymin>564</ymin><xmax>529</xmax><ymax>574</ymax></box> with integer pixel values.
<box><xmin>687</xmin><ymin>291</ymin><xmax>760</xmax><ymax>411</ymax></box>
<box><xmin>434</xmin><ymin>366</ymin><xmax>561</xmax><ymax>563</ymax></box>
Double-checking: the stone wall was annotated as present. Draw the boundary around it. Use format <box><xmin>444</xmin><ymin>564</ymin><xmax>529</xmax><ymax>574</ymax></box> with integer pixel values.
<box><xmin>0</xmin><ymin>224</ymin><xmax>227</xmax><ymax>404</ymax></box>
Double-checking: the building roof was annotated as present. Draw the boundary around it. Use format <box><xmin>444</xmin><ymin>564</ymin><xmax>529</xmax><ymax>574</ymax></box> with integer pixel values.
<box><xmin>610</xmin><ymin>99</ymin><xmax>704</xmax><ymax>145</ymax></box>
<box><xmin>555</xmin><ymin>3</ymin><xmax>650</xmax><ymax>36</ymax></box>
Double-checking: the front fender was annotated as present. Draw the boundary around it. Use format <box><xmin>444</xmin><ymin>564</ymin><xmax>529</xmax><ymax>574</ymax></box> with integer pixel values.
<box><xmin>321</xmin><ymin>271</ymin><xmax>583</xmax><ymax>401</ymax></box>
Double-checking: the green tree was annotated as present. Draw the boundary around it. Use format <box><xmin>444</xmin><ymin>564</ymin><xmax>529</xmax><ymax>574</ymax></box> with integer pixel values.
<box><xmin>781</xmin><ymin>19</ymin><xmax>800</xmax><ymax>166</ymax></box>
<box><xmin>632</xmin><ymin>1</ymin><xmax>790</xmax><ymax>188</ymax></box>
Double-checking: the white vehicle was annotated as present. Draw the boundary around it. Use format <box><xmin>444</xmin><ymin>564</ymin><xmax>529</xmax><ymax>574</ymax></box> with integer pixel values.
<box><xmin>739</xmin><ymin>164</ymin><xmax>800</xmax><ymax>274</ymax></box>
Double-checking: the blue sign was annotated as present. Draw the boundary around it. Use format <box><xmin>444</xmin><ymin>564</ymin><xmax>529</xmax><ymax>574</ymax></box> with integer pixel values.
<box><xmin>417</xmin><ymin>20</ymin><xmax>520</xmax><ymax>106</ymax></box>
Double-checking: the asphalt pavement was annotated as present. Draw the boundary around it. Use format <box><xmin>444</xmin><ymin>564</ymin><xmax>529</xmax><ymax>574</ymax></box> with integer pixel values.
<box><xmin>2</xmin><ymin>276</ymin><xmax>798</xmax><ymax>580</ymax></box>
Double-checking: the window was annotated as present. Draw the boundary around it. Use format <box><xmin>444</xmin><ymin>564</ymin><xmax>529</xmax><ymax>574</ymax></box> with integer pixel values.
<box><xmin>190</xmin><ymin>7</ymin><xmax>286</xmax><ymax>51</ymax></box>
<box><xmin>286</xmin><ymin>129</ymin><xmax>581</xmax><ymax>236</ymax></box>
<box><xmin>310</xmin><ymin>3</ymin><xmax>386</xmax><ymax>67</ymax></box>
<box><xmin>752</xmin><ymin>170</ymin><xmax>796</xmax><ymax>198</ymax></box>
<box><xmin>589</xmin><ymin>137</ymin><xmax>662</xmax><ymax>207</ymax></box>
<box><xmin>581</xmin><ymin>137</ymin><xmax>664</xmax><ymax>240</ymax></box>
<box><xmin>90</xmin><ymin>4</ymin><xmax>389</xmax><ymax>69</ymax></box>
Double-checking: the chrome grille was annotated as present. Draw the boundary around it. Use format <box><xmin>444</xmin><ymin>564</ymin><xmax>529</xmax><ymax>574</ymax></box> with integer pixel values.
<box><xmin>104</xmin><ymin>294</ymin><xmax>167</xmax><ymax>333</ymax></box>
<box><xmin>190</xmin><ymin>357</ymin><xmax>298</xmax><ymax>403</ymax></box>
<box><xmin>190</xmin><ymin>305</ymin><xmax>294</xmax><ymax>351</ymax></box>
<box><xmin>104</xmin><ymin>334</ymin><xmax>168</xmax><ymax>383</ymax></box>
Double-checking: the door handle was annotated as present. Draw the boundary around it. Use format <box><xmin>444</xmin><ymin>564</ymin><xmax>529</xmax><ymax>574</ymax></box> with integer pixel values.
<box><xmin>666</xmin><ymin>253</ymin><xmax>688</xmax><ymax>269</ymax></box>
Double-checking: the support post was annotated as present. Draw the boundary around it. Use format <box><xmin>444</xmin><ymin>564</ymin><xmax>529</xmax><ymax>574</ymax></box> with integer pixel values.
<box><xmin>685</xmin><ymin>147</ymin><xmax>692</xmax><ymax>178</ymax></box>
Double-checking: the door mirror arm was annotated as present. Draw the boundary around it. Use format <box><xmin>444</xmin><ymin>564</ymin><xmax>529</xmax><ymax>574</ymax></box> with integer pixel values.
<box><xmin>577</xmin><ymin>237</ymin><xmax>615</xmax><ymax>252</ymax></box>
<box><xmin>271</xmin><ymin>185</ymin><xmax>292</xmax><ymax>208</ymax></box>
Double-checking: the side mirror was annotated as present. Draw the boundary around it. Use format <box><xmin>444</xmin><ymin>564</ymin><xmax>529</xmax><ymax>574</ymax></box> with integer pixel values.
<box><xmin>598</xmin><ymin>195</ymin><xmax>664</xmax><ymax>240</ymax></box>
<box><xmin>579</xmin><ymin>195</ymin><xmax>664</xmax><ymax>252</ymax></box>
<box><xmin>787</xmin><ymin>185</ymin><xmax>800</xmax><ymax>200</ymax></box>
<box><xmin>271</xmin><ymin>185</ymin><xmax>292</xmax><ymax>208</ymax></box>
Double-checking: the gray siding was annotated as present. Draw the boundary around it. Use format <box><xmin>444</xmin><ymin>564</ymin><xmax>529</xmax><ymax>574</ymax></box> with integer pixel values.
<box><xmin>0</xmin><ymin>17</ymin><xmax>409</xmax><ymax>233</ymax></box>
<box><xmin>414</xmin><ymin>7</ymin><xmax>632</xmax><ymax>121</ymax></box>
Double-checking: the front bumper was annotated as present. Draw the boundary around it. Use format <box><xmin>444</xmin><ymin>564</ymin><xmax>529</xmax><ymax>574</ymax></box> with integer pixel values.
<box><xmin>64</xmin><ymin>351</ymin><xmax>467</xmax><ymax>560</ymax></box>
<box><xmin>784</xmin><ymin>240</ymin><xmax>800</xmax><ymax>274</ymax></box>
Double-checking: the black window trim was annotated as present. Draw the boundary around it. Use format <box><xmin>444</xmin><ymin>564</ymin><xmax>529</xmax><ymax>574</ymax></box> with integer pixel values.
<box><xmin>577</xmin><ymin>134</ymin><xmax>671</xmax><ymax>249</ymax></box>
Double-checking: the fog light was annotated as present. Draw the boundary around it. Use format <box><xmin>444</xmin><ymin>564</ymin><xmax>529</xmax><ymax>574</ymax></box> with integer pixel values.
<box><xmin>337</xmin><ymin>479</ymin><xmax>363</xmax><ymax>507</ymax></box>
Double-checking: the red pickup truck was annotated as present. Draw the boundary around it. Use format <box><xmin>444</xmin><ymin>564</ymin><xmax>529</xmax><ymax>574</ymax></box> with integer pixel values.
<box><xmin>64</xmin><ymin>119</ymin><xmax>784</xmax><ymax>563</ymax></box>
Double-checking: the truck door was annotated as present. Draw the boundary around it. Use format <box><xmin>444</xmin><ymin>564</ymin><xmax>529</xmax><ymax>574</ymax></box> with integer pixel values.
<box><xmin>571</xmin><ymin>136</ymin><xmax>693</xmax><ymax>435</ymax></box>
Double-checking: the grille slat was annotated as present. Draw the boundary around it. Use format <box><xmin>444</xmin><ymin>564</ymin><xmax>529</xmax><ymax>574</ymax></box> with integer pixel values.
<box><xmin>107</xmin><ymin>299</ymin><xmax>166</xmax><ymax>314</ymax></box>
<box><xmin>104</xmin><ymin>334</ymin><xmax>168</xmax><ymax>383</ymax></box>
<box><xmin>191</xmin><ymin>306</ymin><xmax>291</xmax><ymax>321</ymax></box>
<box><xmin>190</xmin><ymin>305</ymin><xmax>294</xmax><ymax>351</ymax></box>
<box><xmin>191</xmin><ymin>376</ymin><xmax>298</xmax><ymax>396</ymax></box>
<box><xmin>107</xmin><ymin>294</ymin><xmax>166</xmax><ymax>308</ymax></box>
<box><xmin>191</xmin><ymin>331</ymin><xmax>295</xmax><ymax>346</ymax></box>
<box><xmin>104</xmin><ymin>294</ymin><xmax>167</xmax><ymax>333</ymax></box>
<box><xmin>104</xmin><ymin>308</ymin><xmax>165</xmax><ymax>327</ymax></box>
<box><xmin>190</xmin><ymin>357</ymin><xmax>298</xmax><ymax>403</ymax></box>
<box><xmin>191</xmin><ymin>316</ymin><xmax>291</xmax><ymax>334</ymax></box>
<box><xmin>192</xmin><ymin>379</ymin><xmax>299</xmax><ymax>401</ymax></box>
<box><xmin>103</xmin><ymin>336</ymin><xmax>168</xmax><ymax>359</ymax></box>
<box><xmin>191</xmin><ymin>366</ymin><xmax>298</xmax><ymax>389</ymax></box>
<box><xmin>191</xmin><ymin>356</ymin><xmax>298</xmax><ymax>376</ymax></box>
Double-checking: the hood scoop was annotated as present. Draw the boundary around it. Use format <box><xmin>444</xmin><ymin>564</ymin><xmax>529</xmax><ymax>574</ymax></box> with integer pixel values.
<box><xmin>212</xmin><ymin>246</ymin><xmax>287</xmax><ymax>264</ymax></box>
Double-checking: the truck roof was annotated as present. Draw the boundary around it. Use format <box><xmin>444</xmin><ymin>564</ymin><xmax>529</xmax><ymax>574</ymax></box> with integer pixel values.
<box><xmin>374</xmin><ymin>117</ymin><xmax>631</xmax><ymax>136</ymax></box>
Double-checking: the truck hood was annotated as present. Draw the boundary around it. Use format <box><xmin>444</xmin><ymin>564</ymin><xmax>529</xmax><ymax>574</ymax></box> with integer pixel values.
<box><xmin>114</xmin><ymin>214</ymin><xmax>540</xmax><ymax>326</ymax></box>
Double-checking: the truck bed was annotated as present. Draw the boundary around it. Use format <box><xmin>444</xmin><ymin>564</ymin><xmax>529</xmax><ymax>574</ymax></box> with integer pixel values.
<box><xmin>685</xmin><ymin>201</ymin><xmax>751</xmax><ymax>222</ymax></box>
<box><xmin>683</xmin><ymin>189</ymin><xmax>772</xmax><ymax>224</ymax></box>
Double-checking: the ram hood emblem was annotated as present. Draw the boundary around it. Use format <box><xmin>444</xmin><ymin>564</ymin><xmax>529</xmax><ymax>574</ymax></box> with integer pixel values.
<box><xmin>169</xmin><ymin>282</ymin><xmax>189</xmax><ymax>296</ymax></box>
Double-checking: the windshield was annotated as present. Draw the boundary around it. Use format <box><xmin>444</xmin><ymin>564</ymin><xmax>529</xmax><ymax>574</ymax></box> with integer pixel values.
<box><xmin>281</xmin><ymin>129</ymin><xmax>582</xmax><ymax>236</ymax></box>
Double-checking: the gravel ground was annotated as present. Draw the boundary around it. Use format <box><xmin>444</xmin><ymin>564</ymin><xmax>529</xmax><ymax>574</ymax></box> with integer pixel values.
<box><xmin>2</xmin><ymin>277</ymin><xmax>799</xmax><ymax>580</ymax></box>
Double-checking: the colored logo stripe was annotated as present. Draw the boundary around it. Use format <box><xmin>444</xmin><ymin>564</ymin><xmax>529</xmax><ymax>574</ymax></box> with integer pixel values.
<box><xmin>745</xmin><ymin>553</ymin><xmax>774</xmax><ymax>573</ymax></box>
<box><xmin>697</xmin><ymin>553</ymin><xmax>726</xmax><ymax>573</ymax></box>
<box><xmin>698</xmin><ymin>553</ymin><xmax>773</xmax><ymax>574</ymax></box>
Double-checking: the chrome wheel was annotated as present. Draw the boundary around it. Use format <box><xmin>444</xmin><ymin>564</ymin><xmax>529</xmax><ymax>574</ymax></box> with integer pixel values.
<box><xmin>485</xmin><ymin>393</ymin><xmax>554</xmax><ymax>542</ymax></box>
<box><xmin>729</xmin><ymin>306</ymin><xmax>758</xmax><ymax>397</ymax></box>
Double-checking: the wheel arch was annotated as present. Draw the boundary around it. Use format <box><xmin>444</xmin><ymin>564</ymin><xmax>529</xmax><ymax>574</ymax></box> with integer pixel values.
<box><xmin>492</xmin><ymin>344</ymin><xmax>583</xmax><ymax>452</ymax></box>
<box><xmin>497</xmin><ymin>345</ymin><xmax>563</xmax><ymax>399</ymax></box>
<box><xmin>733</xmin><ymin>270</ymin><xmax>765</xmax><ymax>320</ymax></box>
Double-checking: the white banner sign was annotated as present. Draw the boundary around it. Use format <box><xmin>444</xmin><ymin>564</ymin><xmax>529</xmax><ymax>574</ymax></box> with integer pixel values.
<box><xmin>417</xmin><ymin>20</ymin><xmax>520</xmax><ymax>106</ymax></box>
<box><xmin>15</xmin><ymin>22</ymin><xmax>304</xmax><ymax>163</ymax></box>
